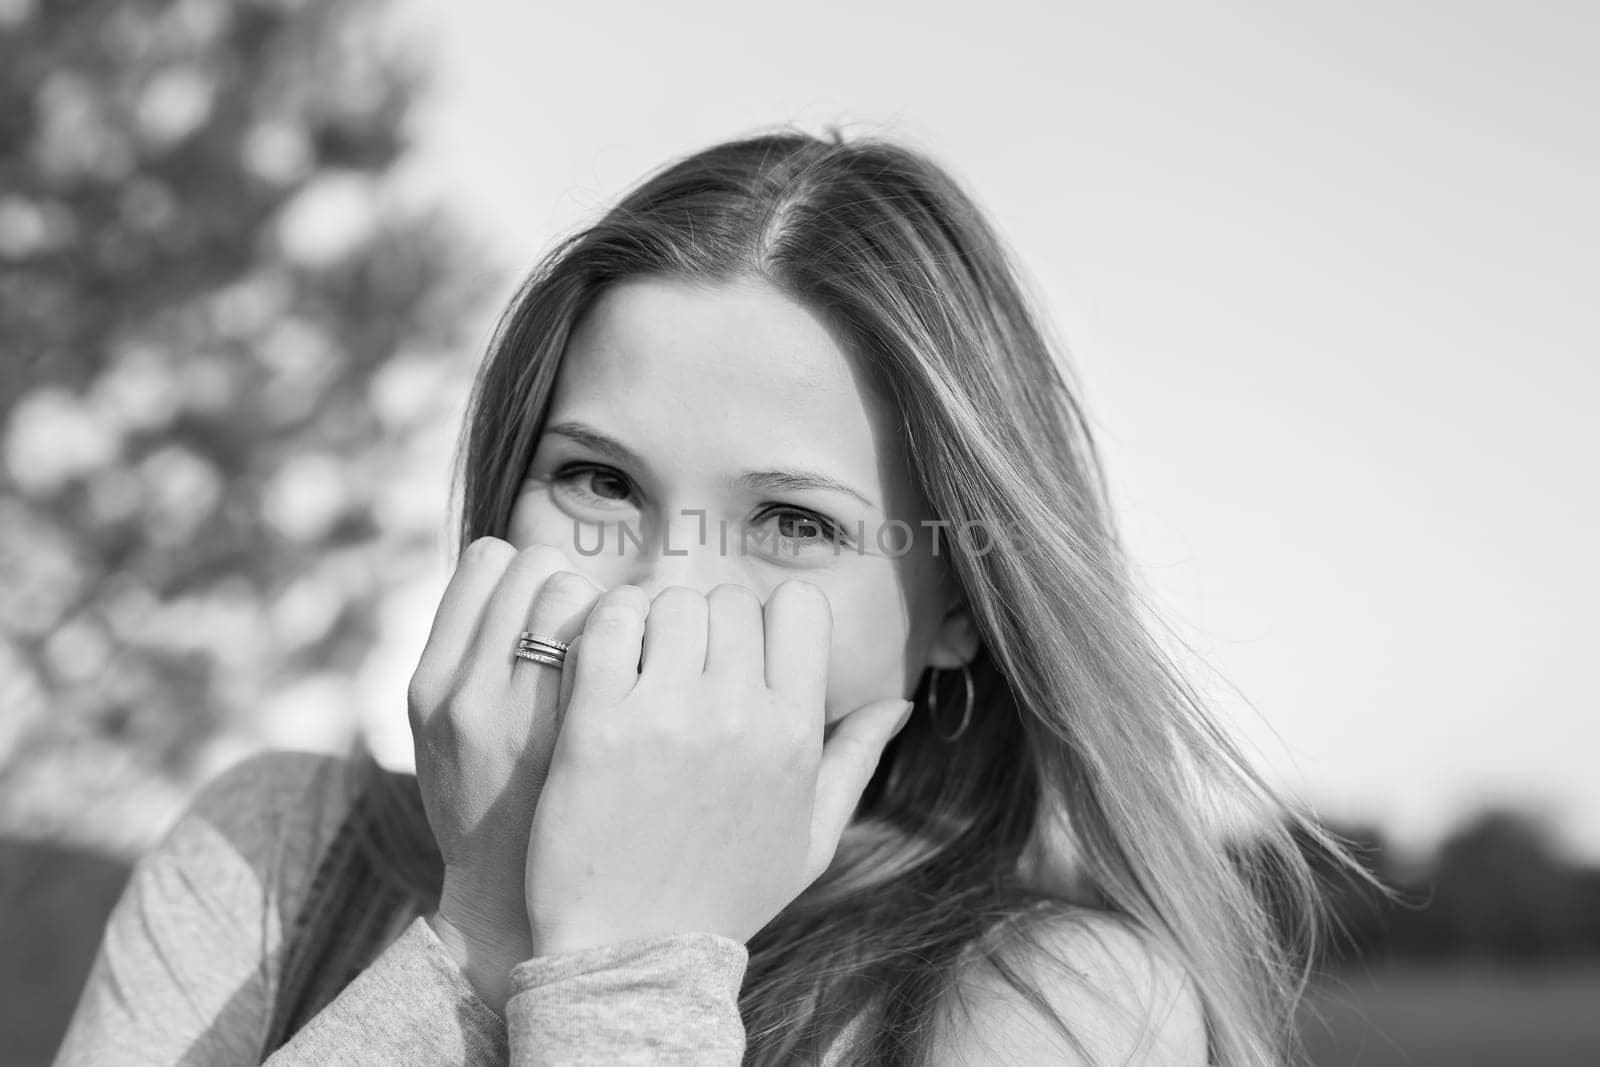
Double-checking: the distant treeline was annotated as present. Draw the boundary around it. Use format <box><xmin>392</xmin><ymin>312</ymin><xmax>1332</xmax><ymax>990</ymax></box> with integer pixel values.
<box><xmin>1236</xmin><ymin>808</ymin><xmax>1600</xmax><ymax>966</ymax></box>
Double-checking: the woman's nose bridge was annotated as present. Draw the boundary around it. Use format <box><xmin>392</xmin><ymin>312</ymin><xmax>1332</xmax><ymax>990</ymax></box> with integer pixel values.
<box><xmin>627</xmin><ymin>509</ymin><xmax>744</xmax><ymax>598</ymax></box>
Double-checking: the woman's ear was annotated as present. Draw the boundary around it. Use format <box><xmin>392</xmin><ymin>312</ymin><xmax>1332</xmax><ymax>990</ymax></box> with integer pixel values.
<box><xmin>927</xmin><ymin>597</ymin><xmax>981</xmax><ymax>670</ymax></box>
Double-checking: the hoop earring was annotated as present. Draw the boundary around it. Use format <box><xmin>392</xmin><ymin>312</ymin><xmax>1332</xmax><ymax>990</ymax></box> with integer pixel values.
<box><xmin>927</xmin><ymin>662</ymin><xmax>975</xmax><ymax>743</ymax></box>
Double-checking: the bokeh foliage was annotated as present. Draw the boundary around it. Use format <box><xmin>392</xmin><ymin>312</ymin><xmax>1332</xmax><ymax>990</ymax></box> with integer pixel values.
<box><xmin>0</xmin><ymin>0</ymin><xmax>489</xmax><ymax>852</ymax></box>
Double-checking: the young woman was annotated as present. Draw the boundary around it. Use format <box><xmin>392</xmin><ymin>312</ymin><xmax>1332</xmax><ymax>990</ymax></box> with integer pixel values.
<box><xmin>57</xmin><ymin>127</ymin><xmax>1375</xmax><ymax>1066</ymax></box>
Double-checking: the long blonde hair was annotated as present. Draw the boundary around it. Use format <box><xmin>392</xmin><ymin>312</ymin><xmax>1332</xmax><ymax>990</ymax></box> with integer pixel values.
<box><xmin>355</xmin><ymin>125</ymin><xmax>1383</xmax><ymax>1065</ymax></box>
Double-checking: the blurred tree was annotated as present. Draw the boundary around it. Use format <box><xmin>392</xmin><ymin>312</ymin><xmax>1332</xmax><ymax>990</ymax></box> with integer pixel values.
<box><xmin>1425</xmin><ymin>808</ymin><xmax>1593</xmax><ymax>964</ymax></box>
<box><xmin>1265</xmin><ymin>807</ymin><xmax>1600</xmax><ymax>968</ymax></box>
<box><xmin>0</xmin><ymin>0</ymin><xmax>489</xmax><ymax>854</ymax></box>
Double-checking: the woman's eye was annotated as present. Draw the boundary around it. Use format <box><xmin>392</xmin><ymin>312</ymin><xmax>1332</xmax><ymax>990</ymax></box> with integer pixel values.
<box><xmin>554</xmin><ymin>464</ymin><xmax>634</xmax><ymax>504</ymax></box>
<box><xmin>761</xmin><ymin>507</ymin><xmax>850</xmax><ymax>549</ymax></box>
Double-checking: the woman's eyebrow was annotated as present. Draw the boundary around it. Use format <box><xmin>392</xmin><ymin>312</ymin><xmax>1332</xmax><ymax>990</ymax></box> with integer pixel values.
<box><xmin>545</xmin><ymin>420</ymin><xmax>877</xmax><ymax>509</ymax></box>
<box><xmin>735</xmin><ymin>470</ymin><xmax>876</xmax><ymax>510</ymax></box>
<box><xmin>546</xmin><ymin>420</ymin><xmax>644</xmax><ymax>466</ymax></box>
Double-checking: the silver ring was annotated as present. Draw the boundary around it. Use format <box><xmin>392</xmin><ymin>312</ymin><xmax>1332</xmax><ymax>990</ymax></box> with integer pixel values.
<box><xmin>515</xmin><ymin>631</ymin><xmax>568</xmax><ymax>668</ymax></box>
<box><xmin>514</xmin><ymin>647</ymin><xmax>565</xmax><ymax>668</ymax></box>
<box><xmin>519</xmin><ymin>631</ymin><xmax>569</xmax><ymax>652</ymax></box>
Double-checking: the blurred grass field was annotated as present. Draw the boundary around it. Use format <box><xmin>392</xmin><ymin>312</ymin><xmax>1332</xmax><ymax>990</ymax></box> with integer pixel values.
<box><xmin>1300</xmin><ymin>964</ymin><xmax>1600</xmax><ymax>1066</ymax></box>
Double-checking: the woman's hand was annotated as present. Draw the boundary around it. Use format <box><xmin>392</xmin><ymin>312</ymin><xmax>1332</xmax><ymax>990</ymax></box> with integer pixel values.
<box><xmin>408</xmin><ymin>537</ymin><xmax>605</xmax><ymax>1011</ymax></box>
<box><xmin>524</xmin><ymin>579</ymin><xmax>914</xmax><ymax>957</ymax></box>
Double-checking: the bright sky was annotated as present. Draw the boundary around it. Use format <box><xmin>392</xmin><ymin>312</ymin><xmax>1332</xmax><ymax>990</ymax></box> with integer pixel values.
<box><xmin>370</xmin><ymin>0</ymin><xmax>1599</xmax><ymax>860</ymax></box>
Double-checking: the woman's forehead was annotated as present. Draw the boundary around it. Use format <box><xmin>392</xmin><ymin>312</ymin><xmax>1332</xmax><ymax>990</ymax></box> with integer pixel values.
<box><xmin>562</xmin><ymin>275</ymin><xmax>854</xmax><ymax>398</ymax></box>
<box><xmin>550</xmin><ymin>275</ymin><xmax>903</xmax><ymax>483</ymax></box>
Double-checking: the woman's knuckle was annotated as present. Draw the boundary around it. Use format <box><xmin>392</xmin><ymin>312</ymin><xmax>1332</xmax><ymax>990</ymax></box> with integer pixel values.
<box><xmin>463</xmin><ymin>535</ymin><xmax>512</xmax><ymax>566</ymax></box>
<box><xmin>653</xmin><ymin>585</ymin><xmax>707</xmax><ymax>617</ymax></box>
<box><xmin>407</xmin><ymin>666</ymin><xmax>443</xmax><ymax>712</ymax></box>
<box><xmin>707</xmin><ymin>582</ymin><xmax>761</xmax><ymax>614</ymax></box>
<box><xmin>434</xmin><ymin>688</ymin><xmax>470</xmax><ymax>723</ymax></box>
<box><xmin>539</xmin><ymin>568</ymin><xmax>597</xmax><ymax>602</ymax></box>
<box><xmin>586</xmin><ymin>598</ymin><xmax>643</xmax><ymax>633</ymax></box>
<box><xmin>605</xmin><ymin>584</ymin><xmax>651</xmax><ymax>613</ymax></box>
<box><xmin>583</xmin><ymin>611</ymin><xmax>627</xmax><ymax>639</ymax></box>
<box><xmin>505</xmin><ymin>544</ymin><xmax>564</xmax><ymax>580</ymax></box>
<box><xmin>776</xmin><ymin>577</ymin><xmax>825</xmax><ymax>601</ymax></box>
<box><xmin>406</xmin><ymin>662</ymin><xmax>451</xmax><ymax>703</ymax></box>
<box><xmin>773</xmin><ymin>578</ymin><xmax>830</xmax><ymax>618</ymax></box>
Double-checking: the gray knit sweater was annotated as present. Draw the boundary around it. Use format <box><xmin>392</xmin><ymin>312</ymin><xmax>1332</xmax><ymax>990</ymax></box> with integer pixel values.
<box><xmin>53</xmin><ymin>750</ymin><xmax>868</xmax><ymax>1065</ymax></box>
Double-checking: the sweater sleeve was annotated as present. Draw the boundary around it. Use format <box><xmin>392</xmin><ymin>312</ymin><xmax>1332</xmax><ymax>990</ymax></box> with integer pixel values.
<box><xmin>50</xmin><ymin>751</ymin><xmax>291</xmax><ymax>1067</ymax></box>
<box><xmin>270</xmin><ymin>923</ymin><xmax>751</xmax><ymax>1065</ymax></box>
<box><xmin>53</xmin><ymin>751</ymin><xmax>341</xmax><ymax>1066</ymax></box>
<box><xmin>52</xmin><ymin>750</ymin><xmax>513</xmax><ymax>1066</ymax></box>
<box><xmin>54</xmin><ymin>749</ymin><xmax>752</xmax><ymax>1066</ymax></box>
<box><xmin>506</xmin><ymin>932</ymin><xmax>749</xmax><ymax>1065</ymax></box>
<box><xmin>263</xmin><ymin>915</ymin><xmax>507</xmax><ymax>1065</ymax></box>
